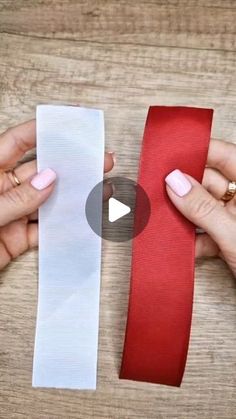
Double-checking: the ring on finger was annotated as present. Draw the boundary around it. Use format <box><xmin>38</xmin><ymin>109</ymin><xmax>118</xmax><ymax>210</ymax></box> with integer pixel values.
<box><xmin>221</xmin><ymin>181</ymin><xmax>236</xmax><ymax>202</ymax></box>
<box><xmin>6</xmin><ymin>168</ymin><xmax>21</xmax><ymax>187</ymax></box>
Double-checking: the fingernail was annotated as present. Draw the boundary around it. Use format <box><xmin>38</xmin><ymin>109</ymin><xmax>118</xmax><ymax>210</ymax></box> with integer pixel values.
<box><xmin>106</xmin><ymin>179</ymin><xmax>116</xmax><ymax>195</ymax></box>
<box><xmin>31</xmin><ymin>168</ymin><xmax>57</xmax><ymax>190</ymax></box>
<box><xmin>165</xmin><ymin>169</ymin><xmax>192</xmax><ymax>197</ymax></box>
<box><xmin>108</xmin><ymin>151</ymin><xmax>116</xmax><ymax>165</ymax></box>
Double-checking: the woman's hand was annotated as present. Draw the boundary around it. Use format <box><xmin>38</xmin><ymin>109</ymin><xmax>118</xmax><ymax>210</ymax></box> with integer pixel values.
<box><xmin>0</xmin><ymin>120</ymin><xmax>114</xmax><ymax>270</ymax></box>
<box><xmin>165</xmin><ymin>139</ymin><xmax>236</xmax><ymax>277</ymax></box>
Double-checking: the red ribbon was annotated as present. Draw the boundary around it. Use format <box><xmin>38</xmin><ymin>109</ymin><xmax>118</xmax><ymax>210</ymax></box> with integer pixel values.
<box><xmin>120</xmin><ymin>106</ymin><xmax>213</xmax><ymax>386</ymax></box>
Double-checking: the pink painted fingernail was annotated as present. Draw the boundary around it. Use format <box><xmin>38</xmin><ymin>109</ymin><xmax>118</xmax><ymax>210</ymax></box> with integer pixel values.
<box><xmin>108</xmin><ymin>151</ymin><xmax>116</xmax><ymax>165</ymax></box>
<box><xmin>165</xmin><ymin>169</ymin><xmax>192</xmax><ymax>197</ymax></box>
<box><xmin>31</xmin><ymin>168</ymin><xmax>57</xmax><ymax>190</ymax></box>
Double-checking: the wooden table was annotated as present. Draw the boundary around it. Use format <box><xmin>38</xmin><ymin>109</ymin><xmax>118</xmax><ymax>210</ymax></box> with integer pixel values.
<box><xmin>0</xmin><ymin>1</ymin><xmax>236</xmax><ymax>418</ymax></box>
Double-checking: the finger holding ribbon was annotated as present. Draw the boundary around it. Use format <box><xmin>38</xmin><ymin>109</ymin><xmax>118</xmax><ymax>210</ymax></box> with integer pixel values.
<box><xmin>165</xmin><ymin>138</ymin><xmax>236</xmax><ymax>276</ymax></box>
<box><xmin>0</xmin><ymin>120</ymin><xmax>114</xmax><ymax>269</ymax></box>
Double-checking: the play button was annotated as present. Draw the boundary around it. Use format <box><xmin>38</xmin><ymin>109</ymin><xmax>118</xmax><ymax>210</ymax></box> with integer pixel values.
<box><xmin>85</xmin><ymin>176</ymin><xmax>151</xmax><ymax>242</ymax></box>
<box><xmin>108</xmin><ymin>198</ymin><xmax>131</xmax><ymax>222</ymax></box>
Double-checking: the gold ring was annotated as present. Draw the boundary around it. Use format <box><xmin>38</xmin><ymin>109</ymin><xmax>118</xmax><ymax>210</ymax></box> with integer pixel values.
<box><xmin>222</xmin><ymin>181</ymin><xmax>236</xmax><ymax>202</ymax></box>
<box><xmin>7</xmin><ymin>169</ymin><xmax>21</xmax><ymax>187</ymax></box>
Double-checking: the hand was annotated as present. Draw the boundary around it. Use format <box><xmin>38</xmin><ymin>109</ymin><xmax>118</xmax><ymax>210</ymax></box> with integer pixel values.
<box><xmin>165</xmin><ymin>139</ymin><xmax>236</xmax><ymax>277</ymax></box>
<box><xmin>0</xmin><ymin>120</ymin><xmax>114</xmax><ymax>270</ymax></box>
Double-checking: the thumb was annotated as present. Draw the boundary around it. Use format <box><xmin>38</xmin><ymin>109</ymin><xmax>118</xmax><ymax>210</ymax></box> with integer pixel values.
<box><xmin>0</xmin><ymin>168</ymin><xmax>56</xmax><ymax>226</ymax></box>
<box><xmin>165</xmin><ymin>169</ymin><xmax>231</xmax><ymax>247</ymax></box>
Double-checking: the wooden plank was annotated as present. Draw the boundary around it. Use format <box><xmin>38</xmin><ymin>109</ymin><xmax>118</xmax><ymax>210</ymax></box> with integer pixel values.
<box><xmin>0</xmin><ymin>1</ymin><xmax>236</xmax><ymax>51</ymax></box>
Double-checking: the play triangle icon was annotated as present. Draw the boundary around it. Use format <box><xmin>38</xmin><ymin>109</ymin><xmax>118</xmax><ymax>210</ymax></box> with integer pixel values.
<box><xmin>108</xmin><ymin>197</ymin><xmax>131</xmax><ymax>223</ymax></box>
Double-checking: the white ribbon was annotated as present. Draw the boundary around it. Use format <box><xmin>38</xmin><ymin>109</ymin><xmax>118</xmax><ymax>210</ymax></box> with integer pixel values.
<box><xmin>32</xmin><ymin>105</ymin><xmax>104</xmax><ymax>389</ymax></box>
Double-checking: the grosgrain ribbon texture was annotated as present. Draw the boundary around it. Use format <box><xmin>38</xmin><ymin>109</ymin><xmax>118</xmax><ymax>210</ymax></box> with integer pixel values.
<box><xmin>120</xmin><ymin>106</ymin><xmax>213</xmax><ymax>387</ymax></box>
<box><xmin>32</xmin><ymin>105</ymin><xmax>104</xmax><ymax>389</ymax></box>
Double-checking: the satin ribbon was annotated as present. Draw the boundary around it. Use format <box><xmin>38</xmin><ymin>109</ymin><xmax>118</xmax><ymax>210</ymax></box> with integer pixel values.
<box><xmin>120</xmin><ymin>106</ymin><xmax>213</xmax><ymax>386</ymax></box>
<box><xmin>33</xmin><ymin>105</ymin><xmax>104</xmax><ymax>389</ymax></box>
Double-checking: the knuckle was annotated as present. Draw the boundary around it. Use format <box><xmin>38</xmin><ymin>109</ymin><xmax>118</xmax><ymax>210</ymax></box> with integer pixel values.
<box><xmin>11</xmin><ymin>130</ymin><xmax>29</xmax><ymax>153</ymax></box>
<box><xmin>5</xmin><ymin>188</ymin><xmax>24</xmax><ymax>206</ymax></box>
<box><xmin>5</xmin><ymin>185</ymin><xmax>36</xmax><ymax>211</ymax></box>
<box><xmin>189</xmin><ymin>195</ymin><xmax>218</xmax><ymax>220</ymax></box>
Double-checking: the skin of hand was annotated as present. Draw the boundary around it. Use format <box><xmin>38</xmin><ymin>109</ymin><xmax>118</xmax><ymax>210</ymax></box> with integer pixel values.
<box><xmin>0</xmin><ymin>120</ymin><xmax>114</xmax><ymax>269</ymax></box>
<box><xmin>165</xmin><ymin>139</ymin><xmax>236</xmax><ymax>277</ymax></box>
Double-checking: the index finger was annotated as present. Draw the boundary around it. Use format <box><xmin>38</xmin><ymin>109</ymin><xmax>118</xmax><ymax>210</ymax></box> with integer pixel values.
<box><xmin>0</xmin><ymin>120</ymin><xmax>36</xmax><ymax>169</ymax></box>
<box><xmin>207</xmin><ymin>139</ymin><xmax>236</xmax><ymax>180</ymax></box>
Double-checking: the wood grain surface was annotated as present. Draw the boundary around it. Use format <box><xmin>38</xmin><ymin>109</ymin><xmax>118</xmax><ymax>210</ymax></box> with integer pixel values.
<box><xmin>0</xmin><ymin>1</ymin><xmax>236</xmax><ymax>418</ymax></box>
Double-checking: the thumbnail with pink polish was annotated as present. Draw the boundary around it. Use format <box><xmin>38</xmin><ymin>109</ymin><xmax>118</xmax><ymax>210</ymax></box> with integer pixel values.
<box><xmin>31</xmin><ymin>168</ymin><xmax>57</xmax><ymax>190</ymax></box>
<box><xmin>165</xmin><ymin>169</ymin><xmax>192</xmax><ymax>197</ymax></box>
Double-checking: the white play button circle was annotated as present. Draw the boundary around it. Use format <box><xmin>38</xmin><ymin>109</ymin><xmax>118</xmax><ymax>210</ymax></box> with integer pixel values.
<box><xmin>108</xmin><ymin>197</ymin><xmax>131</xmax><ymax>223</ymax></box>
<box><xmin>86</xmin><ymin>176</ymin><xmax>151</xmax><ymax>242</ymax></box>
